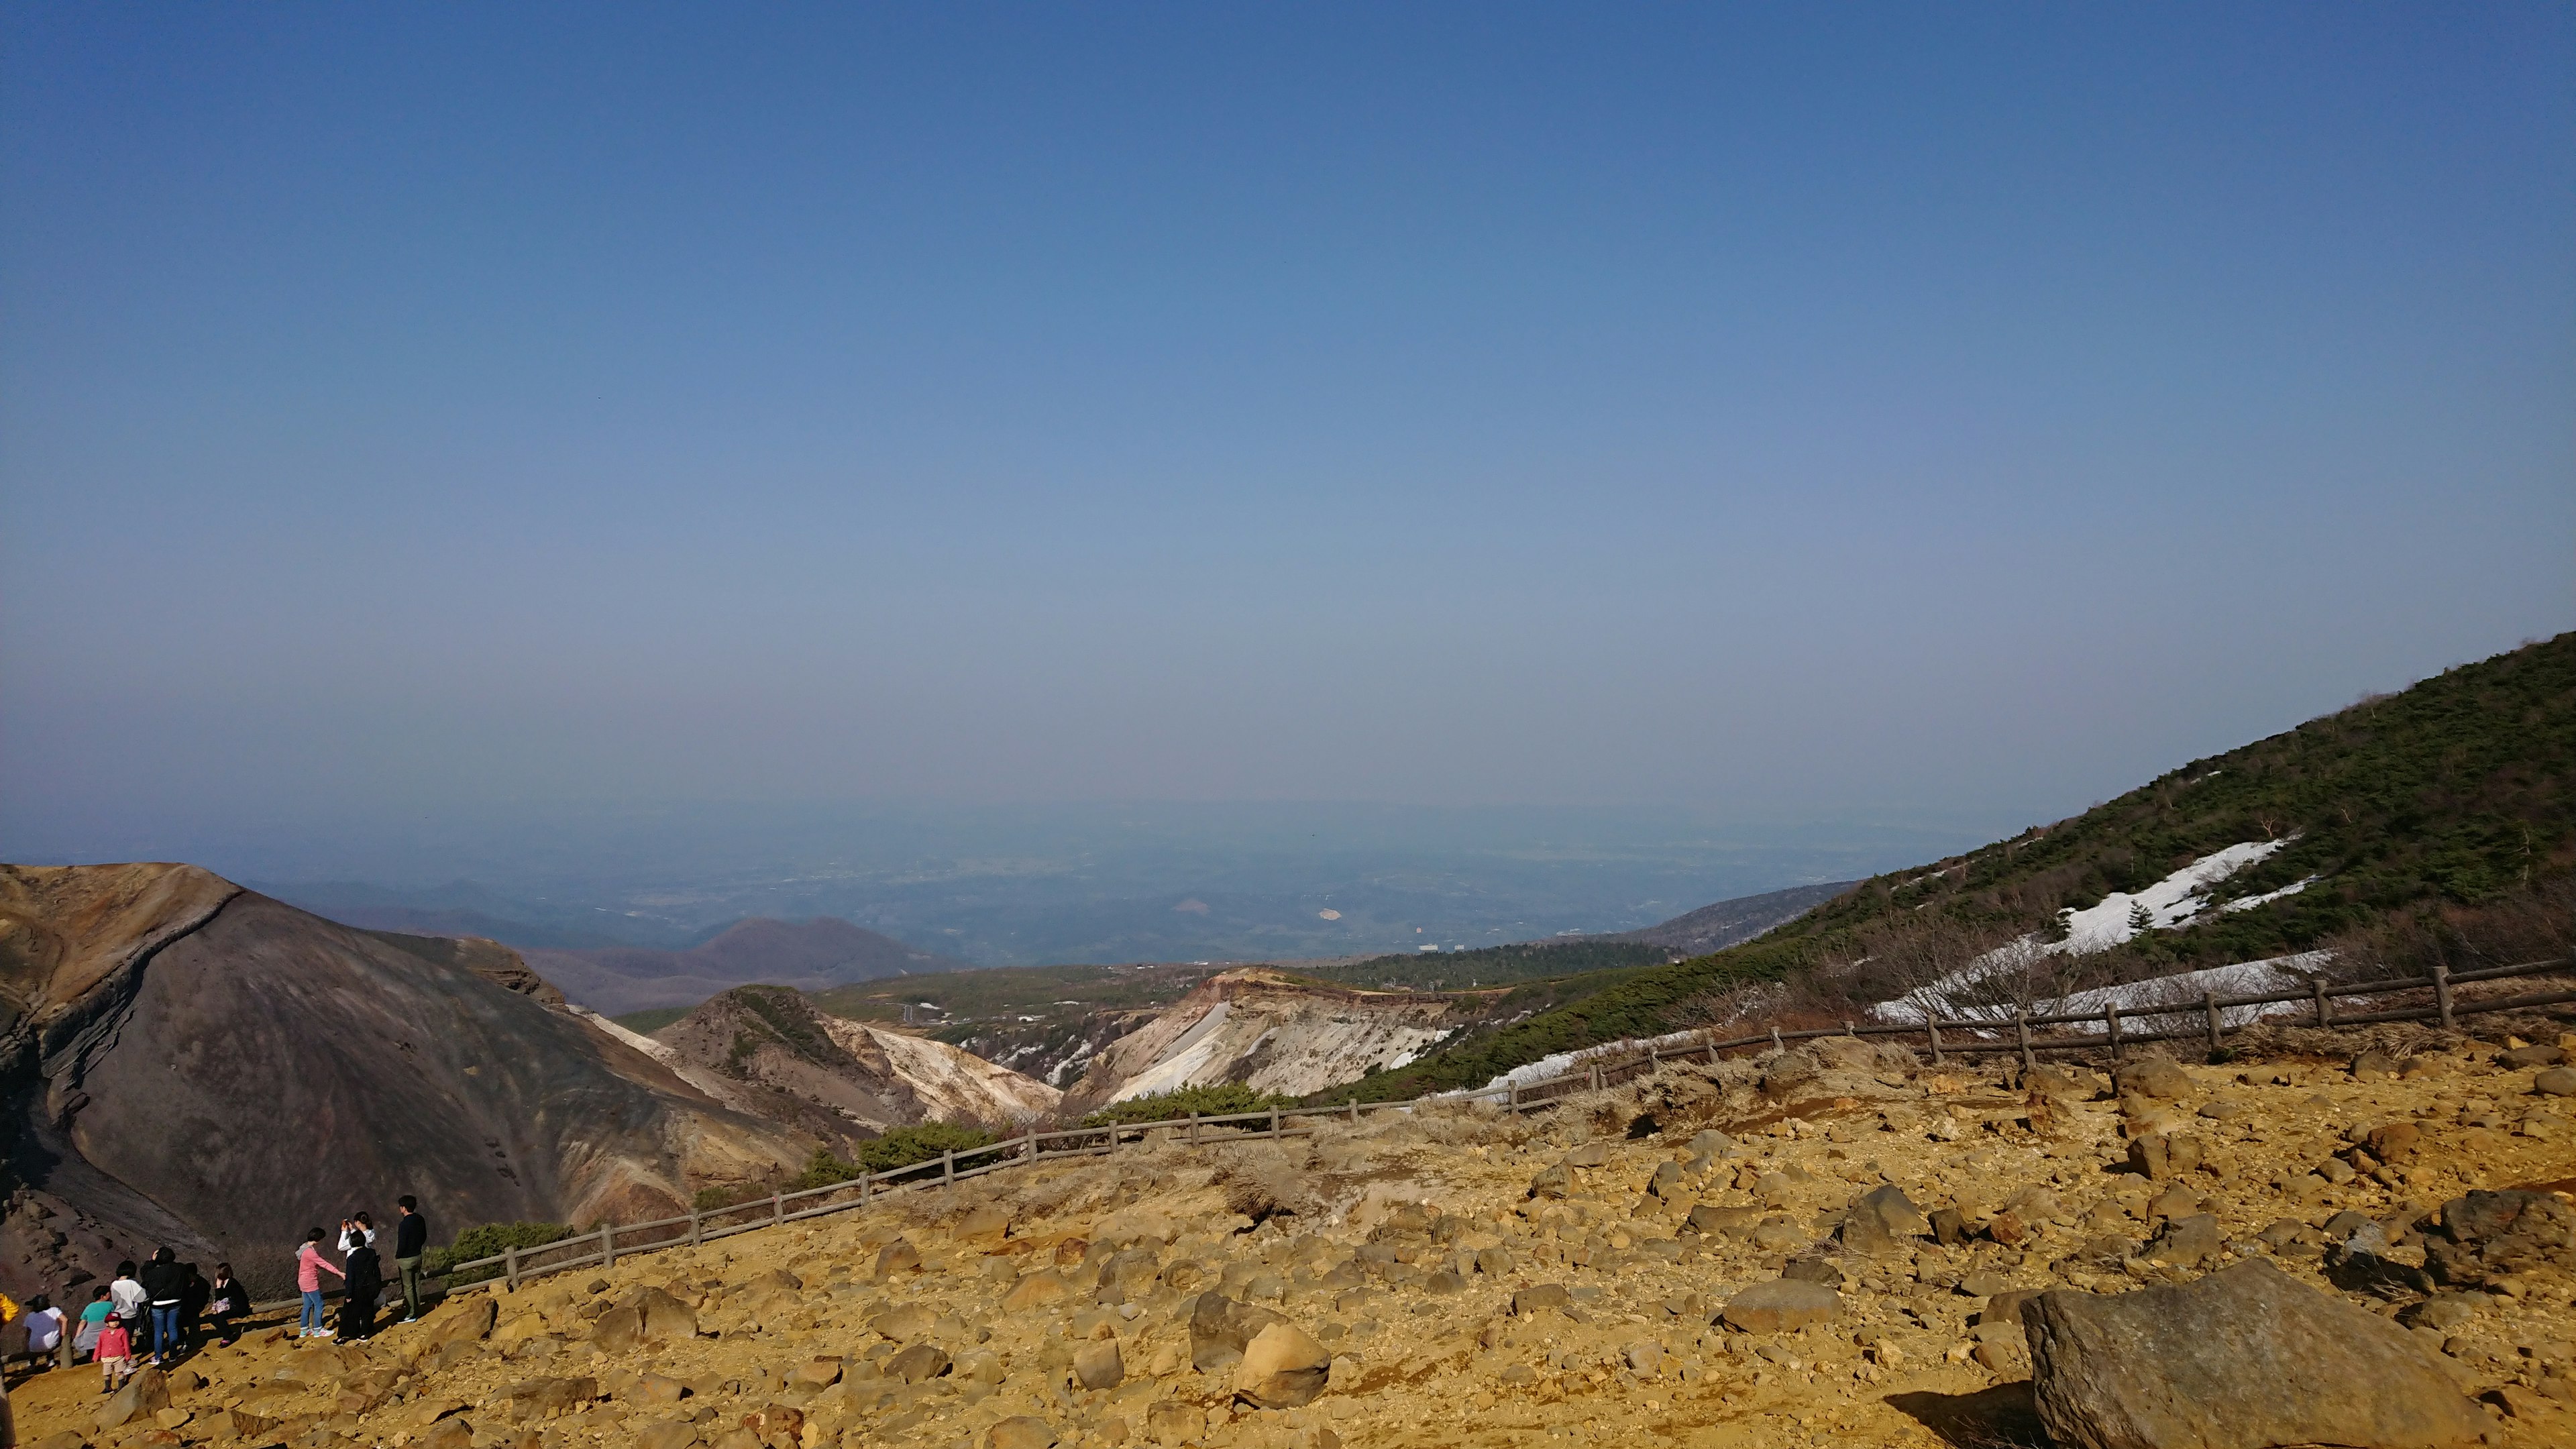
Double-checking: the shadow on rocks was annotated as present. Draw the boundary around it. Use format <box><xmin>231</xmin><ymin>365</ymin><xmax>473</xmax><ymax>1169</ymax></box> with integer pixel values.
<box><xmin>1884</xmin><ymin>1383</ymin><xmax>2055</xmax><ymax>1448</ymax></box>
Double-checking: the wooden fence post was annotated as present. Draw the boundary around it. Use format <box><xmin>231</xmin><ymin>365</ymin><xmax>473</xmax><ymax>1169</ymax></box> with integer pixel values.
<box><xmin>1269</xmin><ymin>1106</ymin><xmax>1281</xmax><ymax>1140</ymax></box>
<box><xmin>2434</xmin><ymin>961</ymin><xmax>2455</xmax><ymax>1032</ymax></box>
<box><xmin>1024</xmin><ymin>1126</ymin><xmax>1038</xmax><ymax>1162</ymax></box>
<box><xmin>1589</xmin><ymin>1063</ymin><xmax>1602</xmax><ymax>1093</ymax></box>
<box><xmin>2202</xmin><ymin>991</ymin><xmax>2220</xmax><ymax>1056</ymax></box>
<box><xmin>1189</xmin><ymin>1113</ymin><xmax>1201</xmax><ymax>1147</ymax></box>
<box><xmin>2104</xmin><ymin>1005</ymin><xmax>2121</xmax><ymax>1062</ymax></box>
<box><xmin>2015</xmin><ymin>1008</ymin><xmax>2033</xmax><ymax>1070</ymax></box>
<box><xmin>601</xmin><ymin>1222</ymin><xmax>616</xmax><ymax>1269</ymax></box>
<box><xmin>1770</xmin><ymin>1027</ymin><xmax>1784</xmax><ymax>1055</ymax></box>
<box><xmin>770</xmin><ymin>1192</ymin><xmax>784</xmax><ymax>1227</ymax></box>
<box><xmin>688</xmin><ymin>1210</ymin><xmax>702</xmax><ymax>1247</ymax></box>
<box><xmin>1509</xmin><ymin>1081</ymin><xmax>1519</xmax><ymax>1110</ymax></box>
<box><xmin>2312</xmin><ymin>979</ymin><xmax>2330</xmax><ymax>1030</ymax></box>
<box><xmin>504</xmin><ymin>1245</ymin><xmax>520</xmax><ymax>1291</ymax></box>
<box><xmin>1927</xmin><ymin>1020</ymin><xmax>1942</xmax><ymax>1065</ymax></box>
<box><xmin>1706</xmin><ymin>1041</ymin><xmax>1719</xmax><ymax>1067</ymax></box>
<box><xmin>1348</xmin><ymin>1099</ymin><xmax>1358</xmax><ymax>1124</ymax></box>
<box><xmin>941</xmin><ymin>1150</ymin><xmax>956</xmax><ymax>1189</ymax></box>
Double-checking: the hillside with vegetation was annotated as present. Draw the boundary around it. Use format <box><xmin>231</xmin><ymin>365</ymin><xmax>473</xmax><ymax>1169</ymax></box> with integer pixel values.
<box><xmin>1338</xmin><ymin>632</ymin><xmax>2576</xmax><ymax>1100</ymax></box>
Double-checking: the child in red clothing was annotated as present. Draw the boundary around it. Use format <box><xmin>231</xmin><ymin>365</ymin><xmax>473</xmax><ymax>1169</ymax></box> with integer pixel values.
<box><xmin>95</xmin><ymin>1316</ymin><xmax>134</xmax><ymax>1393</ymax></box>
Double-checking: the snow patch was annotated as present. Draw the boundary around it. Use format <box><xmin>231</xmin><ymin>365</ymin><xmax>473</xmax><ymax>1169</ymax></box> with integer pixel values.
<box><xmin>1872</xmin><ymin>953</ymin><xmax>2333</xmax><ymax>1028</ymax></box>
<box><xmin>2222</xmin><ymin>876</ymin><xmax>2318</xmax><ymax>912</ymax></box>
<box><xmin>2053</xmin><ymin>839</ymin><xmax>2294</xmax><ymax>951</ymax></box>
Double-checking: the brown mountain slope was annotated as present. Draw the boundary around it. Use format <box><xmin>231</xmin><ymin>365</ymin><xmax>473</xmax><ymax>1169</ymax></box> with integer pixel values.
<box><xmin>1605</xmin><ymin>880</ymin><xmax>1856</xmax><ymax>955</ymax></box>
<box><xmin>652</xmin><ymin>986</ymin><xmax>1060</xmax><ymax>1138</ymax></box>
<box><xmin>0</xmin><ymin>865</ymin><xmax>808</xmax><ymax>1299</ymax></box>
<box><xmin>524</xmin><ymin>917</ymin><xmax>971</xmax><ymax>1016</ymax></box>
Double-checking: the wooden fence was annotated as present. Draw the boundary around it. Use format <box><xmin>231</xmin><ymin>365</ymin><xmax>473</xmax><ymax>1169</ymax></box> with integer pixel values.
<box><xmin>421</xmin><ymin>953</ymin><xmax>2572</xmax><ymax>1297</ymax></box>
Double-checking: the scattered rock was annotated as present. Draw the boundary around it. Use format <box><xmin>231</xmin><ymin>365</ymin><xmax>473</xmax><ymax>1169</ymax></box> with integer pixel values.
<box><xmin>590</xmin><ymin>1288</ymin><xmax>698</xmax><ymax>1352</ymax></box>
<box><xmin>2141</xmin><ymin>1214</ymin><xmax>2223</xmax><ymax>1269</ymax></box>
<box><xmin>875</xmin><ymin>1239</ymin><xmax>924</xmax><ymax>1278</ymax></box>
<box><xmin>988</xmin><ymin>1417</ymin><xmax>1059</xmax><ymax>1449</ymax></box>
<box><xmin>1513</xmin><ymin>1284</ymin><xmax>1573</xmax><ymax>1317</ymax></box>
<box><xmin>2116</xmin><ymin>1057</ymin><xmax>2194</xmax><ymax>1100</ymax></box>
<box><xmin>1190</xmin><ymin>1291</ymin><xmax>1291</xmax><ymax>1373</ymax></box>
<box><xmin>1073</xmin><ymin>1340</ymin><xmax>1124</xmax><ymax>1391</ymax></box>
<box><xmin>1719</xmin><ymin>1279</ymin><xmax>1839</xmax><ymax>1333</ymax></box>
<box><xmin>2024</xmin><ymin>1258</ymin><xmax>2482</xmax><ymax>1449</ymax></box>
<box><xmin>2125</xmin><ymin>1132</ymin><xmax>2204</xmax><ymax>1181</ymax></box>
<box><xmin>955</xmin><ymin>1204</ymin><xmax>1012</xmax><ymax>1247</ymax></box>
<box><xmin>884</xmin><ymin>1344</ymin><xmax>953</xmax><ymax>1384</ymax></box>
<box><xmin>2534</xmin><ymin>1067</ymin><xmax>2576</xmax><ymax>1097</ymax></box>
<box><xmin>2351</xmin><ymin>1049</ymin><xmax>2400</xmax><ymax>1079</ymax></box>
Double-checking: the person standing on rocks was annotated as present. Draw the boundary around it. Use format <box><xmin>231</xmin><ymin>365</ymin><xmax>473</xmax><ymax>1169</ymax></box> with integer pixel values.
<box><xmin>336</xmin><ymin>1230</ymin><xmax>382</xmax><ymax>1344</ymax></box>
<box><xmin>91</xmin><ymin>1313</ymin><xmax>132</xmax><ymax>1395</ymax></box>
<box><xmin>294</xmin><ymin>1228</ymin><xmax>342</xmax><ymax>1339</ymax></box>
<box><xmin>392</xmin><ymin>1196</ymin><xmax>428</xmax><ymax>1324</ymax></box>
<box><xmin>105</xmin><ymin>1263</ymin><xmax>144</xmax><ymax>1355</ymax></box>
<box><xmin>138</xmin><ymin>1248</ymin><xmax>186</xmax><ymax>1365</ymax></box>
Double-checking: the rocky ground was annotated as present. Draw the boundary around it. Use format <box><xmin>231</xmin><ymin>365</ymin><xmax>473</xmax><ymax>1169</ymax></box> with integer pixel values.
<box><xmin>13</xmin><ymin>1022</ymin><xmax>2576</xmax><ymax>1449</ymax></box>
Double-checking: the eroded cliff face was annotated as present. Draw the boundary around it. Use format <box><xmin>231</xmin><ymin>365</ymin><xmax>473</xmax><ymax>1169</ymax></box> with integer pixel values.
<box><xmin>1069</xmin><ymin>969</ymin><xmax>1457</xmax><ymax>1108</ymax></box>
<box><xmin>652</xmin><ymin>987</ymin><xmax>1061</xmax><ymax>1138</ymax></box>
<box><xmin>0</xmin><ymin>865</ymin><xmax>806</xmax><ymax>1299</ymax></box>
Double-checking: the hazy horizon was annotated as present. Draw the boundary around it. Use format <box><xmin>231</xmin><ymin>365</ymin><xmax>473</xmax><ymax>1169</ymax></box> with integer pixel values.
<box><xmin>6</xmin><ymin>7</ymin><xmax>2570</xmax><ymax>921</ymax></box>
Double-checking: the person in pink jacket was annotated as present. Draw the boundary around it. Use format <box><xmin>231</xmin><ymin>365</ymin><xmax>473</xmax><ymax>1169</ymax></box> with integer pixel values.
<box><xmin>294</xmin><ymin>1228</ymin><xmax>342</xmax><ymax>1339</ymax></box>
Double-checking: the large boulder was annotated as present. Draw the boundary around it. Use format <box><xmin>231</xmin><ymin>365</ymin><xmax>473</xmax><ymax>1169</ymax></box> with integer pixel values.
<box><xmin>2023</xmin><ymin>1258</ymin><xmax>2482</xmax><ymax>1449</ymax></box>
<box><xmin>2116</xmin><ymin>1057</ymin><xmax>2194</xmax><ymax>1100</ymax></box>
<box><xmin>1234</xmin><ymin>1322</ymin><xmax>1331</xmax><ymax>1408</ymax></box>
<box><xmin>95</xmin><ymin>1365</ymin><xmax>171</xmax><ymax>1431</ymax></box>
<box><xmin>1072</xmin><ymin>1340</ymin><xmax>1124</xmax><ymax>1391</ymax></box>
<box><xmin>1189</xmin><ymin>1291</ymin><xmax>1291</xmax><ymax>1373</ymax></box>
<box><xmin>589</xmin><ymin>1288</ymin><xmax>696</xmax><ymax>1352</ymax></box>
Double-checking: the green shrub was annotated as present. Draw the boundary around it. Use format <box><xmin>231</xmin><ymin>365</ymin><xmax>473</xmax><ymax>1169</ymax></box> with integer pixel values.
<box><xmin>425</xmin><ymin>1220</ymin><xmax>571</xmax><ymax>1281</ymax></box>
<box><xmin>1080</xmin><ymin>1083</ymin><xmax>1293</xmax><ymax>1127</ymax></box>
<box><xmin>784</xmin><ymin>1124</ymin><xmax>1002</xmax><ymax>1189</ymax></box>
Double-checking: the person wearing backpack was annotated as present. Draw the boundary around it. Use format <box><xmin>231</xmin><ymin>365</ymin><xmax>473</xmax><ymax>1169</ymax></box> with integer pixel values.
<box><xmin>138</xmin><ymin>1248</ymin><xmax>187</xmax><ymax>1364</ymax></box>
<box><xmin>336</xmin><ymin>1232</ymin><xmax>382</xmax><ymax>1344</ymax></box>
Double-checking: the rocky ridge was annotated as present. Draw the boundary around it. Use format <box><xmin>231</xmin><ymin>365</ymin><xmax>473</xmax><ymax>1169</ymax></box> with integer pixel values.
<box><xmin>0</xmin><ymin>865</ymin><xmax>810</xmax><ymax>1301</ymax></box>
<box><xmin>1067</xmin><ymin>971</ymin><xmax>1455</xmax><ymax>1109</ymax></box>
<box><xmin>11</xmin><ymin>1022</ymin><xmax>2576</xmax><ymax>1449</ymax></box>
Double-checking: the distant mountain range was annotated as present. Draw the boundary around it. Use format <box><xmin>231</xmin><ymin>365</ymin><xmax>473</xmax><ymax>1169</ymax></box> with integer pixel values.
<box><xmin>520</xmin><ymin>916</ymin><xmax>973</xmax><ymax>1015</ymax></box>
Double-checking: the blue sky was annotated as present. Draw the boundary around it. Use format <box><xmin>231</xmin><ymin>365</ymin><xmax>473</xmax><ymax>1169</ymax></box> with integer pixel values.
<box><xmin>6</xmin><ymin>5</ymin><xmax>2571</xmax><ymax>870</ymax></box>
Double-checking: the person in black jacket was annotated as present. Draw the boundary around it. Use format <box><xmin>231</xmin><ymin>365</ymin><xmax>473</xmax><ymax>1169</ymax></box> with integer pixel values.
<box><xmin>392</xmin><ymin>1196</ymin><xmax>429</xmax><ymax>1323</ymax></box>
<box><xmin>203</xmin><ymin>1263</ymin><xmax>246</xmax><ymax>1347</ymax></box>
<box><xmin>137</xmin><ymin>1248</ymin><xmax>189</xmax><ymax>1365</ymax></box>
<box><xmin>337</xmin><ymin>1234</ymin><xmax>382</xmax><ymax>1344</ymax></box>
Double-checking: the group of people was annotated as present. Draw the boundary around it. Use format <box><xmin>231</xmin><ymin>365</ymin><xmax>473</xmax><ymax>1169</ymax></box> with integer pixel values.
<box><xmin>292</xmin><ymin>1197</ymin><xmax>431</xmax><ymax>1346</ymax></box>
<box><xmin>0</xmin><ymin>1195</ymin><xmax>432</xmax><ymax>1398</ymax></box>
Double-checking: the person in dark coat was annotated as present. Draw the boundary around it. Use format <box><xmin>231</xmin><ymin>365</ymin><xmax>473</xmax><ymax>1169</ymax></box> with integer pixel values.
<box><xmin>336</xmin><ymin>1236</ymin><xmax>382</xmax><ymax>1344</ymax></box>
<box><xmin>136</xmin><ymin>1248</ymin><xmax>189</xmax><ymax>1365</ymax></box>
<box><xmin>202</xmin><ymin>1264</ymin><xmax>246</xmax><ymax>1347</ymax></box>
<box><xmin>393</xmin><ymin>1195</ymin><xmax>430</xmax><ymax>1323</ymax></box>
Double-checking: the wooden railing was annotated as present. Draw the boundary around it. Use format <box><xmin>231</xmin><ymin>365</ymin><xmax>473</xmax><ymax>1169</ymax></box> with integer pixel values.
<box><xmin>424</xmin><ymin>954</ymin><xmax>2573</xmax><ymax>1296</ymax></box>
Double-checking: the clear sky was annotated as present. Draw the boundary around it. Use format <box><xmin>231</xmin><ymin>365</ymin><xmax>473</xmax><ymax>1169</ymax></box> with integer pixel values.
<box><xmin>6</xmin><ymin>5</ymin><xmax>2571</xmax><ymax>868</ymax></box>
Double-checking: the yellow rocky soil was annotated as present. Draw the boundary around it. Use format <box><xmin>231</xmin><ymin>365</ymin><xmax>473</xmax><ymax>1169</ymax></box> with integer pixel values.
<box><xmin>13</xmin><ymin>1028</ymin><xmax>2576</xmax><ymax>1449</ymax></box>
